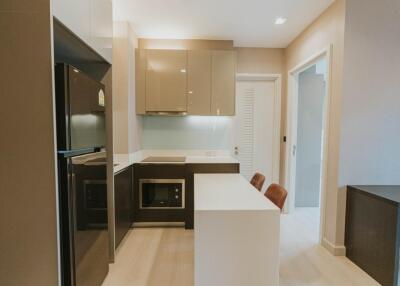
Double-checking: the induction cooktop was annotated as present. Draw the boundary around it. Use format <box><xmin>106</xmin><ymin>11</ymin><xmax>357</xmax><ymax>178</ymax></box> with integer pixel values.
<box><xmin>140</xmin><ymin>156</ymin><xmax>186</xmax><ymax>163</ymax></box>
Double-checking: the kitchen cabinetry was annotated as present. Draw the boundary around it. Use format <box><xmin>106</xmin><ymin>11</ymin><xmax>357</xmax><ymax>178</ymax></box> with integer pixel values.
<box><xmin>136</xmin><ymin>49</ymin><xmax>236</xmax><ymax>116</ymax></box>
<box><xmin>136</xmin><ymin>49</ymin><xmax>146</xmax><ymax>114</ymax></box>
<box><xmin>133</xmin><ymin>164</ymin><xmax>186</xmax><ymax>223</ymax></box>
<box><xmin>188</xmin><ymin>50</ymin><xmax>212</xmax><ymax>115</ymax></box>
<box><xmin>345</xmin><ymin>185</ymin><xmax>400</xmax><ymax>286</ymax></box>
<box><xmin>131</xmin><ymin>162</ymin><xmax>239</xmax><ymax>228</ymax></box>
<box><xmin>145</xmin><ymin>50</ymin><xmax>188</xmax><ymax>113</ymax></box>
<box><xmin>114</xmin><ymin>166</ymin><xmax>133</xmax><ymax>249</ymax></box>
<box><xmin>211</xmin><ymin>50</ymin><xmax>236</xmax><ymax>115</ymax></box>
<box><xmin>52</xmin><ymin>0</ymin><xmax>113</xmax><ymax>63</ymax></box>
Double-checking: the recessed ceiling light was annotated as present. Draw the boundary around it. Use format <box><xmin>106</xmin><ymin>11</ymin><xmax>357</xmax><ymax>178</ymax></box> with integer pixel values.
<box><xmin>275</xmin><ymin>17</ymin><xmax>287</xmax><ymax>25</ymax></box>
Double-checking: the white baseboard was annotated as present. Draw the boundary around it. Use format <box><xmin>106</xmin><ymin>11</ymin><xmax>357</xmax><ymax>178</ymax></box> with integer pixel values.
<box><xmin>321</xmin><ymin>237</ymin><xmax>346</xmax><ymax>256</ymax></box>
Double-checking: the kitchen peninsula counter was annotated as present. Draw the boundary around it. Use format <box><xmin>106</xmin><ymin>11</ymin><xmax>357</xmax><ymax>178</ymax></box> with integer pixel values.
<box><xmin>194</xmin><ymin>174</ymin><xmax>280</xmax><ymax>286</ymax></box>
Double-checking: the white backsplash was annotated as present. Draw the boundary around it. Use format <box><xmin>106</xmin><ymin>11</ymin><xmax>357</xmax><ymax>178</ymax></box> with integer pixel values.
<box><xmin>141</xmin><ymin>116</ymin><xmax>234</xmax><ymax>150</ymax></box>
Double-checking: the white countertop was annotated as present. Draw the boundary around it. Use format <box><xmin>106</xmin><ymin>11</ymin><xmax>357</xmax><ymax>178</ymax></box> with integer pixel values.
<box><xmin>194</xmin><ymin>174</ymin><xmax>279</xmax><ymax>211</ymax></box>
<box><xmin>185</xmin><ymin>156</ymin><xmax>238</xmax><ymax>164</ymax></box>
<box><xmin>113</xmin><ymin>150</ymin><xmax>239</xmax><ymax>174</ymax></box>
<box><xmin>113</xmin><ymin>153</ymin><xmax>139</xmax><ymax>173</ymax></box>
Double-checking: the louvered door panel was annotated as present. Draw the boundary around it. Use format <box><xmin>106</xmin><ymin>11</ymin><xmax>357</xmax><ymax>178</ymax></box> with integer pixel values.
<box><xmin>234</xmin><ymin>86</ymin><xmax>255</xmax><ymax>180</ymax></box>
<box><xmin>235</xmin><ymin>80</ymin><xmax>277</xmax><ymax>189</ymax></box>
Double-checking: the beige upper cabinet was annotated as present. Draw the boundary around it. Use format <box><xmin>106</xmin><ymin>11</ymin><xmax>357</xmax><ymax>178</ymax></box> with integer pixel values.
<box><xmin>145</xmin><ymin>49</ymin><xmax>188</xmax><ymax>112</ymax></box>
<box><xmin>187</xmin><ymin>50</ymin><xmax>212</xmax><ymax>115</ymax></box>
<box><xmin>136</xmin><ymin>49</ymin><xmax>146</xmax><ymax>114</ymax></box>
<box><xmin>211</xmin><ymin>50</ymin><xmax>236</xmax><ymax>116</ymax></box>
<box><xmin>135</xmin><ymin>48</ymin><xmax>236</xmax><ymax>116</ymax></box>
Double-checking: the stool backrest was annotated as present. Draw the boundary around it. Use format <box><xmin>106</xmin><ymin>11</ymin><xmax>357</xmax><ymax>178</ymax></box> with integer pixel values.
<box><xmin>265</xmin><ymin>183</ymin><xmax>288</xmax><ymax>210</ymax></box>
<box><xmin>250</xmin><ymin>172</ymin><xmax>266</xmax><ymax>192</ymax></box>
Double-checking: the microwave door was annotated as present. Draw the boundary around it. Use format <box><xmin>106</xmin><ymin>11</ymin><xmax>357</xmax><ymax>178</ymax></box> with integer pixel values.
<box><xmin>140</xmin><ymin>179</ymin><xmax>185</xmax><ymax>209</ymax></box>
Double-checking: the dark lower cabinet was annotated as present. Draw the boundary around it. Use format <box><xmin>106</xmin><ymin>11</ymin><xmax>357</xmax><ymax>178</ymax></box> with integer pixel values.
<box><xmin>132</xmin><ymin>163</ymin><xmax>240</xmax><ymax>229</ymax></box>
<box><xmin>345</xmin><ymin>185</ymin><xmax>400</xmax><ymax>286</ymax></box>
<box><xmin>133</xmin><ymin>164</ymin><xmax>186</xmax><ymax>223</ymax></box>
<box><xmin>114</xmin><ymin>166</ymin><xmax>133</xmax><ymax>249</ymax></box>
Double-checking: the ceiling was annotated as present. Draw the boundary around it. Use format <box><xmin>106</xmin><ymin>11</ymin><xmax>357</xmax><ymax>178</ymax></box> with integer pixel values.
<box><xmin>113</xmin><ymin>0</ymin><xmax>334</xmax><ymax>48</ymax></box>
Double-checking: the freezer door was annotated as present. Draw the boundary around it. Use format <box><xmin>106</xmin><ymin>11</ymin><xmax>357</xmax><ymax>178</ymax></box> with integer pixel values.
<box><xmin>68</xmin><ymin>66</ymin><xmax>106</xmax><ymax>150</ymax></box>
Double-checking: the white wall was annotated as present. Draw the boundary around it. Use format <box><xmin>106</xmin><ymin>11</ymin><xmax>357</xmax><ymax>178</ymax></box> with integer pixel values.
<box><xmin>285</xmin><ymin>0</ymin><xmax>346</xmax><ymax>252</ymax></box>
<box><xmin>141</xmin><ymin>116</ymin><xmax>233</xmax><ymax>150</ymax></box>
<box><xmin>338</xmin><ymin>0</ymin><xmax>400</xmax><ymax>241</ymax></box>
<box><xmin>113</xmin><ymin>22</ymin><xmax>142</xmax><ymax>154</ymax></box>
<box><xmin>295</xmin><ymin>64</ymin><xmax>326</xmax><ymax>207</ymax></box>
<box><xmin>126</xmin><ymin>25</ymin><xmax>142</xmax><ymax>153</ymax></box>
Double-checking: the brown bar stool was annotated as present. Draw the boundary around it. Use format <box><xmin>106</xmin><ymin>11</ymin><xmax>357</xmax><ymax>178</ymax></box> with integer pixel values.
<box><xmin>264</xmin><ymin>183</ymin><xmax>288</xmax><ymax>211</ymax></box>
<box><xmin>250</xmin><ymin>172</ymin><xmax>266</xmax><ymax>192</ymax></box>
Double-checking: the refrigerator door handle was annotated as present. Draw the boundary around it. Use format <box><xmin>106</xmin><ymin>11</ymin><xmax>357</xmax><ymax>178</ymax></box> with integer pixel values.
<box><xmin>58</xmin><ymin>148</ymin><xmax>96</xmax><ymax>158</ymax></box>
<box><xmin>71</xmin><ymin>172</ymin><xmax>77</xmax><ymax>232</ymax></box>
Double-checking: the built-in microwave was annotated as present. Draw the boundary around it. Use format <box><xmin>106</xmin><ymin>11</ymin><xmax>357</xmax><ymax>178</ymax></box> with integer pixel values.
<box><xmin>139</xmin><ymin>179</ymin><xmax>185</xmax><ymax>209</ymax></box>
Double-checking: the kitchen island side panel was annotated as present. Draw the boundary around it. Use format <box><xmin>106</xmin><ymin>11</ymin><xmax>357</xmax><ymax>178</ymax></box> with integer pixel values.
<box><xmin>195</xmin><ymin>210</ymin><xmax>279</xmax><ymax>286</ymax></box>
<box><xmin>185</xmin><ymin>163</ymin><xmax>240</xmax><ymax>229</ymax></box>
<box><xmin>345</xmin><ymin>186</ymin><xmax>399</xmax><ymax>286</ymax></box>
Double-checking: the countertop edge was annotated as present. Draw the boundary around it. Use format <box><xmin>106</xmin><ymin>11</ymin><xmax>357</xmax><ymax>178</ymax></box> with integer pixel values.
<box><xmin>348</xmin><ymin>185</ymin><xmax>400</xmax><ymax>206</ymax></box>
<box><xmin>194</xmin><ymin>208</ymin><xmax>281</xmax><ymax>212</ymax></box>
<box><xmin>113</xmin><ymin>151</ymin><xmax>239</xmax><ymax>174</ymax></box>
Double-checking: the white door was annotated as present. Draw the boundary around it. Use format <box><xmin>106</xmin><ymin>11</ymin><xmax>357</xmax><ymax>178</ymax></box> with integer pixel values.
<box><xmin>234</xmin><ymin>79</ymin><xmax>280</xmax><ymax>190</ymax></box>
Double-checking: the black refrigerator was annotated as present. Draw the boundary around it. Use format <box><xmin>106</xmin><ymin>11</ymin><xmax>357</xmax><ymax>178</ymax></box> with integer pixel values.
<box><xmin>55</xmin><ymin>64</ymin><xmax>109</xmax><ymax>286</ymax></box>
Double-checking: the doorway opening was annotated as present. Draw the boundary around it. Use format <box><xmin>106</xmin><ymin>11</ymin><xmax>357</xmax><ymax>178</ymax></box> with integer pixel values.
<box><xmin>234</xmin><ymin>74</ymin><xmax>281</xmax><ymax>192</ymax></box>
<box><xmin>295</xmin><ymin>60</ymin><xmax>326</xmax><ymax>209</ymax></box>
<box><xmin>285</xmin><ymin>46</ymin><xmax>332</xmax><ymax>244</ymax></box>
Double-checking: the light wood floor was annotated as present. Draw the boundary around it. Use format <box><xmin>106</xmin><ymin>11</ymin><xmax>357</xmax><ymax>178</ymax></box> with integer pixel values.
<box><xmin>279</xmin><ymin>208</ymin><xmax>379</xmax><ymax>286</ymax></box>
<box><xmin>103</xmin><ymin>208</ymin><xmax>380</xmax><ymax>286</ymax></box>
<box><xmin>102</xmin><ymin>227</ymin><xmax>193</xmax><ymax>286</ymax></box>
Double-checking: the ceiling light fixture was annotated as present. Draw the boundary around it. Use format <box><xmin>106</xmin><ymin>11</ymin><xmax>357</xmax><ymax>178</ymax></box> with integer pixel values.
<box><xmin>275</xmin><ymin>17</ymin><xmax>287</xmax><ymax>25</ymax></box>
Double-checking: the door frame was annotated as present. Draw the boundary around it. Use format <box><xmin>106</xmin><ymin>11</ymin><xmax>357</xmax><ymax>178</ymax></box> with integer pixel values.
<box><xmin>235</xmin><ymin>73</ymin><xmax>282</xmax><ymax>184</ymax></box>
<box><xmin>284</xmin><ymin>45</ymin><xmax>333</xmax><ymax>243</ymax></box>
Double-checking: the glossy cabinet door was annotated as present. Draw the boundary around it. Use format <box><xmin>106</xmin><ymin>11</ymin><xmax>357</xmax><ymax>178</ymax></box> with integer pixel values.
<box><xmin>114</xmin><ymin>166</ymin><xmax>133</xmax><ymax>249</ymax></box>
<box><xmin>211</xmin><ymin>50</ymin><xmax>236</xmax><ymax>115</ymax></box>
<box><xmin>187</xmin><ymin>50</ymin><xmax>212</xmax><ymax>115</ymax></box>
<box><xmin>135</xmin><ymin>49</ymin><xmax>146</xmax><ymax>114</ymax></box>
<box><xmin>145</xmin><ymin>50</ymin><xmax>188</xmax><ymax>112</ymax></box>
